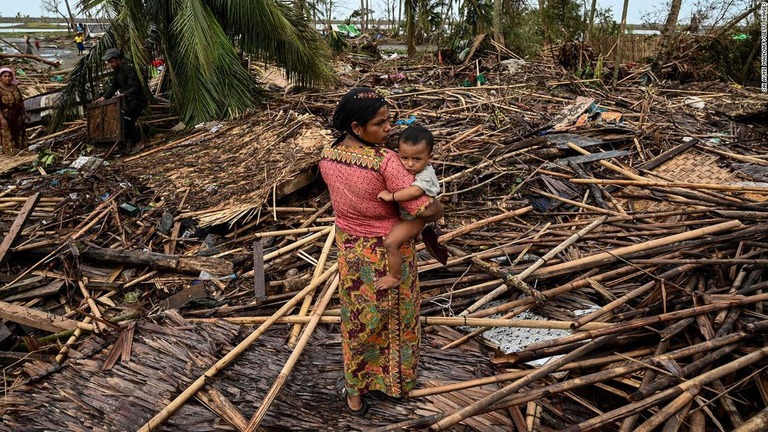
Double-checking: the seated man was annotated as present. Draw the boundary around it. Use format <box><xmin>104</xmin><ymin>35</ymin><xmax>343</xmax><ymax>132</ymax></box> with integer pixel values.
<box><xmin>95</xmin><ymin>48</ymin><xmax>148</xmax><ymax>155</ymax></box>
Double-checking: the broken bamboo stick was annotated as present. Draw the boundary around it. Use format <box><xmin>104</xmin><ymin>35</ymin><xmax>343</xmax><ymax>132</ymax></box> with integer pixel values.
<box><xmin>459</xmin><ymin>215</ymin><xmax>608</xmax><ymax>316</ymax></box>
<box><xmin>287</xmin><ymin>226</ymin><xmax>335</xmax><ymax>345</ymax></box>
<box><xmin>429</xmin><ymin>334</ymin><xmax>619</xmax><ymax>431</ymax></box>
<box><xmin>244</xmin><ymin>275</ymin><xmax>339</xmax><ymax>430</ymax></box>
<box><xmin>531</xmin><ymin>219</ymin><xmax>742</xmax><ymax>279</ymax></box>
<box><xmin>136</xmin><ymin>264</ymin><xmax>337</xmax><ymax>432</ymax></box>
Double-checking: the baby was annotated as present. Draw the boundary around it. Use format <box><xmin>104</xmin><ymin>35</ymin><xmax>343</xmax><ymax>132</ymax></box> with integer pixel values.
<box><xmin>376</xmin><ymin>124</ymin><xmax>445</xmax><ymax>289</ymax></box>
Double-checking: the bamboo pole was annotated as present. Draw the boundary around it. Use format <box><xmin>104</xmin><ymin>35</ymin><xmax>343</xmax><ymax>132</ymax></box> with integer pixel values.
<box><xmin>288</xmin><ymin>226</ymin><xmax>336</xmax><ymax>345</ymax></box>
<box><xmin>409</xmin><ymin>346</ymin><xmax>653</xmax><ymax>398</ymax></box>
<box><xmin>522</xmin><ymin>298</ymin><xmax>759</xmax><ymax>353</ymax></box>
<box><xmin>531</xmin><ymin>219</ymin><xmax>742</xmax><ymax>279</ymax></box>
<box><xmin>443</xmin><ymin>264</ymin><xmax>652</xmax><ymax>350</ymax></box>
<box><xmin>371</xmin><ymin>333</ymin><xmax>746</xmax><ymax>432</ymax></box>
<box><xmin>459</xmin><ymin>216</ymin><xmax>608</xmax><ymax>316</ymax></box>
<box><xmin>136</xmin><ymin>264</ymin><xmax>337</xmax><ymax>432</ymax></box>
<box><xmin>733</xmin><ymin>407</ymin><xmax>768</xmax><ymax>432</ymax></box>
<box><xmin>562</xmin><ymin>344</ymin><xmax>768</xmax><ymax>432</ymax></box>
<box><xmin>619</xmin><ymin>340</ymin><xmax>670</xmax><ymax>432</ymax></box>
<box><xmin>244</xmin><ymin>275</ymin><xmax>339</xmax><ymax>430</ymax></box>
<box><xmin>533</xmin><ymin>189</ymin><xmax>623</xmax><ymax>215</ymax></box>
<box><xmin>437</xmin><ymin>206</ymin><xmax>533</xmax><ymax>244</ymax></box>
<box><xmin>634</xmin><ymin>385</ymin><xmax>700</xmax><ymax>432</ymax></box>
<box><xmin>241</xmin><ymin>227</ymin><xmax>332</xmax><ymax>278</ymax></box>
<box><xmin>250</xmin><ymin>226</ymin><xmax>329</xmax><ymax>240</ymax></box>
<box><xmin>429</xmin><ymin>334</ymin><xmax>618</xmax><ymax>431</ymax></box>
<box><xmin>186</xmin><ymin>314</ymin><xmax>609</xmax><ymax>330</ymax></box>
<box><xmin>572</xmin><ymin>178</ymin><xmax>768</xmax><ymax>193</ymax></box>
<box><xmin>77</xmin><ymin>280</ymin><xmax>105</xmax><ymax>333</ymax></box>
<box><xmin>571</xmin><ymin>263</ymin><xmax>698</xmax><ymax>329</ymax></box>
<box><xmin>2</xmin><ymin>188</ymin><xmax>124</xmax><ymax>290</ymax></box>
<box><xmin>660</xmin><ymin>398</ymin><xmax>694</xmax><ymax>432</ymax></box>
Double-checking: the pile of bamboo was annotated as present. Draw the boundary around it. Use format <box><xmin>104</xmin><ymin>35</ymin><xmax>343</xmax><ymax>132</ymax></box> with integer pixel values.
<box><xmin>0</xmin><ymin>49</ymin><xmax>767</xmax><ymax>431</ymax></box>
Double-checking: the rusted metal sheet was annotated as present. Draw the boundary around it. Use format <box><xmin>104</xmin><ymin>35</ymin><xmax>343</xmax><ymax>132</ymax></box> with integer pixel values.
<box><xmin>87</xmin><ymin>98</ymin><xmax>124</xmax><ymax>143</ymax></box>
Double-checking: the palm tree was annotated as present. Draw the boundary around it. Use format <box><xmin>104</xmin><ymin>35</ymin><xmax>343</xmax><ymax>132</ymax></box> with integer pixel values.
<box><xmin>404</xmin><ymin>0</ymin><xmax>416</xmax><ymax>56</ymax></box>
<box><xmin>54</xmin><ymin>0</ymin><xmax>336</xmax><ymax>127</ymax></box>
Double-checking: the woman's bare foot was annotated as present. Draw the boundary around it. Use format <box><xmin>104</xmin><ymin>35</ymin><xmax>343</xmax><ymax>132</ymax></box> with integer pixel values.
<box><xmin>375</xmin><ymin>274</ymin><xmax>400</xmax><ymax>289</ymax></box>
<box><xmin>347</xmin><ymin>393</ymin><xmax>363</xmax><ymax>411</ymax></box>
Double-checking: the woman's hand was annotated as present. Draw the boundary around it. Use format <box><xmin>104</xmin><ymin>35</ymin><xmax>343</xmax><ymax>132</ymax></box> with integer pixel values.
<box><xmin>0</xmin><ymin>117</ymin><xmax>7</xmax><ymax>127</ymax></box>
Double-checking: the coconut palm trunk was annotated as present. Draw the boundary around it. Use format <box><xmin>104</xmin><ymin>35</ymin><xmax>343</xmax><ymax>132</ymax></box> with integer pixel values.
<box><xmin>611</xmin><ymin>0</ymin><xmax>630</xmax><ymax>87</ymax></box>
<box><xmin>405</xmin><ymin>0</ymin><xmax>416</xmax><ymax>56</ymax></box>
<box><xmin>651</xmin><ymin>0</ymin><xmax>682</xmax><ymax>76</ymax></box>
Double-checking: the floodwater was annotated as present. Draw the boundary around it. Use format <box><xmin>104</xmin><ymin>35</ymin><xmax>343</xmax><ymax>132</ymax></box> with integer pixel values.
<box><xmin>1</xmin><ymin>36</ymin><xmax>86</xmax><ymax>68</ymax></box>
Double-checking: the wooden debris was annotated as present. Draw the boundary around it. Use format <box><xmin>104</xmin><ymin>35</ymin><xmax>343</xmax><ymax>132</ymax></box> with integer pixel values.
<box><xmin>0</xmin><ymin>45</ymin><xmax>767</xmax><ymax>432</ymax></box>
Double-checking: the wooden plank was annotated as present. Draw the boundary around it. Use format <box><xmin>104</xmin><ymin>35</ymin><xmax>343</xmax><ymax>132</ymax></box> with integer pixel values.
<box><xmin>87</xmin><ymin>97</ymin><xmax>124</xmax><ymax>143</ymax></box>
<box><xmin>196</xmin><ymin>386</ymin><xmax>249</xmax><ymax>430</ymax></box>
<box><xmin>275</xmin><ymin>169</ymin><xmax>316</xmax><ymax>199</ymax></box>
<box><xmin>639</xmin><ymin>139</ymin><xmax>699</xmax><ymax>171</ymax></box>
<box><xmin>556</xmin><ymin>150</ymin><xmax>630</xmax><ymax>165</ymax></box>
<box><xmin>0</xmin><ymin>280</ymin><xmax>65</xmax><ymax>302</ymax></box>
<box><xmin>0</xmin><ymin>193</ymin><xmax>41</xmax><ymax>264</ymax></box>
<box><xmin>163</xmin><ymin>283</ymin><xmax>208</xmax><ymax>310</ymax></box>
<box><xmin>0</xmin><ymin>300</ymin><xmax>93</xmax><ymax>333</ymax></box>
<box><xmin>253</xmin><ymin>240</ymin><xmax>265</xmax><ymax>299</ymax></box>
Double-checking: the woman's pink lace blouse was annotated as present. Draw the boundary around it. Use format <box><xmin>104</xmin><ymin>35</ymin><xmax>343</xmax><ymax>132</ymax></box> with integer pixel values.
<box><xmin>319</xmin><ymin>145</ymin><xmax>431</xmax><ymax>237</ymax></box>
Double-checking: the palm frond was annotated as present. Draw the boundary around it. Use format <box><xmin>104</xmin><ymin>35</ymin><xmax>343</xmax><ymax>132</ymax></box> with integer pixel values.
<box><xmin>206</xmin><ymin>0</ymin><xmax>336</xmax><ymax>87</ymax></box>
<box><xmin>54</xmin><ymin>0</ymin><xmax>336</xmax><ymax>130</ymax></box>
<box><xmin>169</xmin><ymin>0</ymin><xmax>254</xmax><ymax>122</ymax></box>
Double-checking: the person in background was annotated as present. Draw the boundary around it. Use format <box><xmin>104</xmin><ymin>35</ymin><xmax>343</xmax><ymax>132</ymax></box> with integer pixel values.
<box><xmin>74</xmin><ymin>32</ymin><xmax>85</xmax><ymax>55</ymax></box>
<box><xmin>319</xmin><ymin>87</ymin><xmax>443</xmax><ymax>416</ymax></box>
<box><xmin>0</xmin><ymin>68</ymin><xmax>28</xmax><ymax>154</ymax></box>
<box><xmin>34</xmin><ymin>36</ymin><xmax>41</xmax><ymax>51</ymax></box>
<box><xmin>24</xmin><ymin>35</ymin><xmax>33</xmax><ymax>55</ymax></box>
<box><xmin>95</xmin><ymin>48</ymin><xmax>148</xmax><ymax>155</ymax></box>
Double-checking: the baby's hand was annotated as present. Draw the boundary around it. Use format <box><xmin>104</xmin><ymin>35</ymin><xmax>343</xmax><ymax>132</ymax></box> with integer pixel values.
<box><xmin>378</xmin><ymin>190</ymin><xmax>393</xmax><ymax>202</ymax></box>
<box><xmin>375</xmin><ymin>274</ymin><xmax>401</xmax><ymax>289</ymax></box>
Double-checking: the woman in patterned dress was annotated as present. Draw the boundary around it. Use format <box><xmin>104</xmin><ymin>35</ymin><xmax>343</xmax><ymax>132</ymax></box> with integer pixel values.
<box><xmin>0</xmin><ymin>68</ymin><xmax>27</xmax><ymax>154</ymax></box>
<box><xmin>319</xmin><ymin>88</ymin><xmax>443</xmax><ymax>415</ymax></box>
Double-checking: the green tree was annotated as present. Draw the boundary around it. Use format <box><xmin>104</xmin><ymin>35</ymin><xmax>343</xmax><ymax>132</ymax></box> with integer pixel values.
<box><xmin>55</xmin><ymin>0</ymin><xmax>335</xmax><ymax>127</ymax></box>
<box><xmin>539</xmin><ymin>0</ymin><xmax>584</xmax><ymax>44</ymax></box>
<box><xmin>455</xmin><ymin>0</ymin><xmax>493</xmax><ymax>40</ymax></box>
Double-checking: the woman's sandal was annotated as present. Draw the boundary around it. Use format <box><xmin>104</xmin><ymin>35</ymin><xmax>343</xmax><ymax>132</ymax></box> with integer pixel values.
<box><xmin>341</xmin><ymin>388</ymin><xmax>369</xmax><ymax>417</ymax></box>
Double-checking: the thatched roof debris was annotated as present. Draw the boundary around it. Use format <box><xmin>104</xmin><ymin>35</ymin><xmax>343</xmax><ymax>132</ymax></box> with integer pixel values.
<box><xmin>1</xmin><ymin>47</ymin><xmax>767</xmax><ymax>430</ymax></box>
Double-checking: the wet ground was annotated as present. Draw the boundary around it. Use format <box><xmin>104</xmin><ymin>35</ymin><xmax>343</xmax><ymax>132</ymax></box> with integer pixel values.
<box><xmin>2</xmin><ymin>35</ymin><xmax>87</xmax><ymax>69</ymax></box>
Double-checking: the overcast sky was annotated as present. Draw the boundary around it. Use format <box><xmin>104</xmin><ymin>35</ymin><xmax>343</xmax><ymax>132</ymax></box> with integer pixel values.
<box><xmin>1</xmin><ymin>0</ymin><xmax>693</xmax><ymax>25</ymax></box>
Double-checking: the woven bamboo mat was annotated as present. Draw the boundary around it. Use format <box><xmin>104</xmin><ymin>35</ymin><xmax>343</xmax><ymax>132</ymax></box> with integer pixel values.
<box><xmin>623</xmin><ymin>150</ymin><xmax>737</xmax><ymax>212</ymax></box>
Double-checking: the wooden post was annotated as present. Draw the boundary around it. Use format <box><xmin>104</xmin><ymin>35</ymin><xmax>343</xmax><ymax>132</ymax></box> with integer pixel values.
<box><xmin>253</xmin><ymin>240</ymin><xmax>265</xmax><ymax>299</ymax></box>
